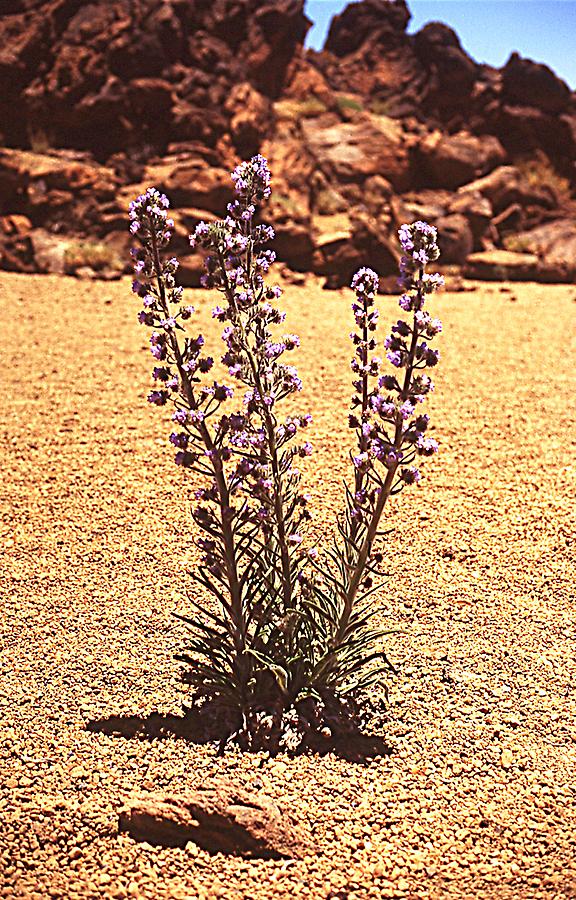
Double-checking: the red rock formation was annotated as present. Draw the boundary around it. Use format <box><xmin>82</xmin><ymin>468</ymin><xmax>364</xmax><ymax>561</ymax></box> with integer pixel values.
<box><xmin>0</xmin><ymin>0</ymin><xmax>574</xmax><ymax>282</ymax></box>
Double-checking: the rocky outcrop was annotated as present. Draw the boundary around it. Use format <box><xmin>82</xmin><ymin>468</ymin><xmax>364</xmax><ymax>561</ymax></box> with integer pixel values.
<box><xmin>502</xmin><ymin>53</ymin><xmax>571</xmax><ymax>115</ymax></box>
<box><xmin>0</xmin><ymin>0</ymin><xmax>574</xmax><ymax>283</ymax></box>
<box><xmin>0</xmin><ymin>0</ymin><xmax>309</xmax><ymax>157</ymax></box>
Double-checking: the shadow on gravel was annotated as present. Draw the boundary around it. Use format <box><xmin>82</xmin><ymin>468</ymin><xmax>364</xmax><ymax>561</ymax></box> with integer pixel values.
<box><xmin>87</xmin><ymin>708</ymin><xmax>227</xmax><ymax>745</ymax></box>
<box><xmin>87</xmin><ymin>710</ymin><xmax>392</xmax><ymax>762</ymax></box>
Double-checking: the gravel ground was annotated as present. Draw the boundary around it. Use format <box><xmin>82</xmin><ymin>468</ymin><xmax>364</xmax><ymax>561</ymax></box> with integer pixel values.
<box><xmin>1</xmin><ymin>271</ymin><xmax>575</xmax><ymax>900</ymax></box>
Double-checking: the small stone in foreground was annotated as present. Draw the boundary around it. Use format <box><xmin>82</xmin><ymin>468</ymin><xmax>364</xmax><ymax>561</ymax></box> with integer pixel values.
<box><xmin>118</xmin><ymin>782</ymin><xmax>310</xmax><ymax>859</ymax></box>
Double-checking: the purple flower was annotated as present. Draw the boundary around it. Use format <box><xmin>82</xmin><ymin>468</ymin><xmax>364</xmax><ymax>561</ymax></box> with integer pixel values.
<box><xmin>170</xmin><ymin>432</ymin><xmax>189</xmax><ymax>449</ymax></box>
<box><xmin>353</xmin><ymin>452</ymin><xmax>371</xmax><ymax>471</ymax></box>
<box><xmin>400</xmin><ymin>401</ymin><xmax>415</xmax><ymax>420</ymax></box>
<box><xmin>400</xmin><ymin>467</ymin><xmax>421</xmax><ymax>484</ymax></box>
<box><xmin>231</xmin><ymin>154</ymin><xmax>271</xmax><ymax>201</ymax></box>
<box><xmin>371</xmin><ymin>396</ymin><xmax>395</xmax><ymax>418</ymax></box>
<box><xmin>385</xmin><ymin>448</ymin><xmax>403</xmax><ymax>467</ymax></box>
<box><xmin>214</xmin><ymin>383</ymin><xmax>233</xmax><ymax>402</ymax></box>
<box><xmin>417</xmin><ymin>437</ymin><xmax>439</xmax><ymax>456</ymax></box>
<box><xmin>387</xmin><ymin>350</ymin><xmax>404</xmax><ymax>368</ymax></box>
<box><xmin>147</xmin><ymin>390</ymin><xmax>168</xmax><ymax>406</ymax></box>
<box><xmin>351</xmin><ymin>267</ymin><xmax>379</xmax><ymax>296</ymax></box>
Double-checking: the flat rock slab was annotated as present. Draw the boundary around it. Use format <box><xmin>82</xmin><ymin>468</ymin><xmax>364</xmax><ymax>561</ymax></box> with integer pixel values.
<box><xmin>118</xmin><ymin>784</ymin><xmax>310</xmax><ymax>859</ymax></box>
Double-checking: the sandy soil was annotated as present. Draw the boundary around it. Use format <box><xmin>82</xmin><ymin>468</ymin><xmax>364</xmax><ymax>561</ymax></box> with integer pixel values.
<box><xmin>1</xmin><ymin>271</ymin><xmax>575</xmax><ymax>900</ymax></box>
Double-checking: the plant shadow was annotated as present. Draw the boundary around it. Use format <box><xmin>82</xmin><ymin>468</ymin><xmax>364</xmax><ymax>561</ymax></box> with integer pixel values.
<box><xmin>87</xmin><ymin>705</ymin><xmax>392</xmax><ymax>763</ymax></box>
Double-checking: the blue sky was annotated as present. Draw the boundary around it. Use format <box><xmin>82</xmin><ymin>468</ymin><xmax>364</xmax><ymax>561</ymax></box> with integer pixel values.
<box><xmin>305</xmin><ymin>1</ymin><xmax>576</xmax><ymax>89</ymax></box>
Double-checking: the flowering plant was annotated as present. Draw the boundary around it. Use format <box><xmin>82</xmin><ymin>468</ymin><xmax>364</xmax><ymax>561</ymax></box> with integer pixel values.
<box><xmin>128</xmin><ymin>157</ymin><xmax>443</xmax><ymax>751</ymax></box>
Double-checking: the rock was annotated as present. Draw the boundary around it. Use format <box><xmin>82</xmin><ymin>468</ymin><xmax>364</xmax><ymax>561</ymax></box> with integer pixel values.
<box><xmin>325</xmin><ymin>0</ymin><xmax>411</xmax><ymax>57</ymax></box>
<box><xmin>318</xmin><ymin>0</ymin><xmax>423</xmax><ymax>118</ymax></box>
<box><xmin>464</xmin><ymin>250</ymin><xmax>539</xmax><ymax>281</ymax></box>
<box><xmin>0</xmin><ymin>214</ymin><xmax>32</xmax><ymax>237</ymax></box>
<box><xmin>392</xmin><ymin>190</ymin><xmax>451</xmax><ymax>228</ymax></box>
<box><xmin>273</xmin><ymin>222</ymin><xmax>314</xmax><ymax>271</ymax></box>
<box><xmin>436</xmin><ymin>214</ymin><xmax>473</xmax><ymax>265</ymax></box>
<box><xmin>0</xmin><ymin>0</ymin><xmax>309</xmax><ymax>155</ymax></box>
<box><xmin>502</xmin><ymin>53</ymin><xmax>571</xmax><ymax>115</ymax></box>
<box><xmin>0</xmin><ymin>148</ymin><xmax>117</xmax><ymax>208</ymax></box>
<box><xmin>283</xmin><ymin>56</ymin><xmax>335</xmax><ymax>109</ymax></box>
<box><xmin>447</xmin><ymin>191</ymin><xmax>493</xmax><ymax>247</ymax></box>
<box><xmin>302</xmin><ymin>115</ymin><xmax>411</xmax><ymax>190</ymax></box>
<box><xmin>313</xmin><ymin>211</ymin><xmax>398</xmax><ymax>287</ymax></box>
<box><xmin>493</xmin><ymin>105</ymin><xmax>576</xmax><ymax>164</ymax></box>
<box><xmin>417</xmin><ymin>131</ymin><xmax>506</xmax><ymax>189</ymax></box>
<box><xmin>413</xmin><ymin>22</ymin><xmax>477</xmax><ymax>114</ymax></box>
<box><xmin>503</xmin><ymin>219</ymin><xmax>576</xmax><ymax>282</ymax></box>
<box><xmin>177</xmin><ymin>254</ymin><xmax>206</xmax><ymax>288</ymax></box>
<box><xmin>458</xmin><ymin>166</ymin><xmax>557</xmax><ymax>214</ymax></box>
<box><xmin>143</xmin><ymin>155</ymin><xmax>233</xmax><ymax>214</ymax></box>
<box><xmin>30</xmin><ymin>230</ymin><xmax>70</xmax><ymax>275</ymax></box>
<box><xmin>118</xmin><ymin>785</ymin><xmax>309</xmax><ymax>859</ymax></box>
<box><xmin>364</xmin><ymin>175</ymin><xmax>394</xmax><ymax>213</ymax></box>
<box><xmin>224</xmin><ymin>82</ymin><xmax>273</xmax><ymax>157</ymax></box>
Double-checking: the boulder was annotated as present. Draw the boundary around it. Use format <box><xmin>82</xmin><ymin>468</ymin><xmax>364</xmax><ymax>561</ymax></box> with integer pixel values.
<box><xmin>315</xmin><ymin>0</ymin><xmax>424</xmax><ymax>116</ymax></box>
<box><xmin>464</xmin><ymin>249</ymin><xmax>539</xmax><ymax>281</ymax></box>
<box><xmin>301</xmin><ymin>115</ymin><xmax>411</xmax><ymax>190</ymax></box>
<box><xmin>243</xmin><ymin>1</ymin><xmax>311</xmax><ymax>99</ymax></box>
<box><xmin>224</xmin><ymin>82</ymin><xmax>274</xmax><ymax>157</ymax></box>
<box><xmin>0</xmin><ymin>215</ymin><xmax>34</xmax><ymax>273</ymax></box>
<box><xmin>273</xmin><ymin>222</ymin><xmax>315</xmax><ymax>270</ymax></box>
<box><xmin>30</xmin><ymin>229</ymin><xmax>70</xmax><ymax>274</ymax></box>
<box><xmin>503</xmin><ymin>219</ymin><xmax>576</xmax><ymax>282</ymax></box>
<box><xmin>493</xmin><ymin>104</ymin><xmax>576</xmax><ymax>163</ymax></box>
<box><xmin>447</xmin><ymin>191</ymin><xmax>493</xmax><ymax>247</ymax></box>
<box><xmin>502</xmin><ymin>53</ymin><xmax>571</xmax><ymax>115</ymax></box>
<box><xmin>0</xmin><ymin>0</ymin><xmax>309</xmax><ymax>157</ymax></box>
<box><xmin>118</xmin><ymin>785</ymin><xmax>310</xmax><ymax>859</ymax></box>
<box><xmin>177</xmin><ymin>253</ymin><xmax>207</xmax><ymax>288</ymax></box>
<box><xmin>143</xmin><ymin>155</ymin><xmax>233</xmax><ymax>214</ymax></box>
<box><xmin>312</xmin><ymin>211</ymin><xmax>398</xmax><ymax>287</ymax></box>
<box><xmin>413</xmin><ymin>22</ymin><xmax>477</xmax><ymax>112</ymax></box>
<box><xmin>436</xmin><ymin>214</ymin><xmax>473</xmax><ymax>264</ymax></box>
<box><xmin>0</xmin><ymin>214</ymin><xmax>32</xmax><ymax>238</ymax></box>
<box><xmin>417</xmin><ymin>131</ymin><xmax>506</xmax><ymax>189</ymax></box>
<box><xmin>325</xmin><ymin>0</ymin><xmax>411</xmax><ymax>57</ymax></box>
<box><xmin>458</xmin><ymin>166</ymin><xmax>557</xmax><ymax>214</ymax></box>
<box><xmin>284</xmin><ymin>56</ymin><xmax>336</xmax><ymax>109</ymax></box>
<box><xmin>0</xmin><ymin>149</ymin><xmax>117</xmax><ymax>210</ymax></box>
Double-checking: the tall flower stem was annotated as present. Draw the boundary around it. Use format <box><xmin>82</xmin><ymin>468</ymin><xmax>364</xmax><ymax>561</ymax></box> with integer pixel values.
<box><xmin>335</xmin><ymin>269</ymin><xmax>425</xmax><ymax>645</ymax></box>
<box><xmin>218</xmin><ymin>250</ymin><xmax>294</xmax><ymax>614</ymax></box>
<box><xmin>150</xmin><ymin>226</ymin><xmax>247</xmax><ymax>659</ymax></box>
